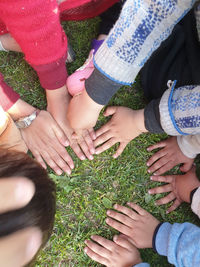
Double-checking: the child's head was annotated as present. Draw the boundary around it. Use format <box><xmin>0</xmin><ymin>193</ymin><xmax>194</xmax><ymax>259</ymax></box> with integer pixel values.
<box><xmin>0</xmin><ymin>148</ymin><xmax>56</xmax><ymax>265</ymax></box>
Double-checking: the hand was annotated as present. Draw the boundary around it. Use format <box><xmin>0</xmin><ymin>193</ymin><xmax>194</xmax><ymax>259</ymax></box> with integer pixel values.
<box><xmin>149</xmin><ymin>166</ymin><xmax>200</xmax><ymax>213</ymax></box>
<box><xmin>0</xmin><ymin>177</ymin><xmax>42</xmax><ymax>267</ymax></box>
<box><xmin>47</xmin><ymin>86</ymin><xmax>96</xmax><ymax>160</ymax></box>
<box><xmin>84</xmin><ymin>235</ymin><xmax>142</xmax><ymax>267</ymax></box>
<box><xmin>67</xmin><ymin>89</ymin><xmax>103</xmax><ymax>131</ymax></box>
<box><xmin>147</xmin><ymin>137</ymin><xmax>194</xmax><ymax>175</ymax></box>
<box><xmin>94</xmin><ymin>107</ymin><xmax>147</xmax><ymax>158</ymax></box>
<box><xmin>106</xmin><ymin>203</ymin><xmax>159</xmax><ymax>248</ymax></box>
<box><xmin>21</xmin><ymin>110</ymin><xmax>74</xmax><ymax>175</ymax></box>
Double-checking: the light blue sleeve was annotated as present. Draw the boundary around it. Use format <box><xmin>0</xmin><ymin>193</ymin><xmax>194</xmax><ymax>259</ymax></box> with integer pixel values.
<box><xmin>155</xmin><ymin>222</ymin><xmax>200</xmax><ymax>266</ymax></box>
<box><xmin>134</xmin><ymin>263</ymin><xmax>150</xmax><ymax>267</ymax></box>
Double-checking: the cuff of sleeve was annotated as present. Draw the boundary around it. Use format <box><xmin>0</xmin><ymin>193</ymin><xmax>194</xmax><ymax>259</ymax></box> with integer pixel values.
<box><xmin>144</xmin><ymin>99</ymin><xmax>164</xmax><ymax>133</ymax></box>
<box><xmin>152</xmin><ymin>222</ymin><xmax>164</xmax><ymax>252</ymax></box>
<box><xmin>31</xmin><ymin>54</ymin><xmax>68</xmax><ymax>90</ymax></box>
<box><xmin>85</xmin><ymin>68</ymin><xmax>121</xmax><ymax>105</ymax></box>
<box><xmin>191</xmin><ymin>187</ymin><xmax>200</xmax><ymax>218</ymax></box>
<box><xmin>134</xmin><ymin>263</ymin><xmax>150</xmax><ymax>267</ymax></box>
<box><xmin>177</xmin><ymin>136</ymin><xmax>198</xmax><ymax>159</ymax></box>
<box><xmin>154</xmin><ymin>222</ymin><xmax>172</xmax><ymax>256</ymax></box>
<box><xmin>0</xmin><ymin>78</ymin><xmax>20</xmax><ymax>111</ymax></box>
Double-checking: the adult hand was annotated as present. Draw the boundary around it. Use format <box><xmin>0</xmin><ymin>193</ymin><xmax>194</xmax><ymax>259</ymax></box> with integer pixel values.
<box><xmin>0</xmin><ymin>177</ymin><xmax>42</xmax><ymax>267</ymax></box>
<box><xmin>47</xmin><ymin>86</ymin><xmax>96</xmax><ymax>160</ymax></box>
<box><xmin>84</xmin><ymin>235</ymin><xmax>142</xmax><ymax>267</ymax></box>
<box><xmin>94</xmin><ymin>107</ymin><xmax>147</xmax><ymax>158</ymax></box>
<box><xmin>147</xmin><ymin>137</ymin><xmax>194</xmax><ymax>175</ymax></box>
<box><xmin>106</xmin><ymin>203</ymin><xmax>159</xmax><ymax>248</ymax></box>
<box><xmin>21</xmin><ymin>110</ymin><xmax>73</xmax><ymax>175</ymax></box>
<box><xmin>149</xmin><ymin>166</ymin><xmax>200</xmax><ymax>213</ymax></box>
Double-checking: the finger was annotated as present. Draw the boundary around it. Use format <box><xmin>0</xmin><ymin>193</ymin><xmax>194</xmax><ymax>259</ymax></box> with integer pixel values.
<box><xmin>113</xmin><ymin>235</ymin><xmax>135</xmax><ymax>251</ymax></box>
<box><xmin>156</xmin><ymin>192</ymin><xmax>176</xmax><ymax>205</ymax></box>
<box><xmin>126</xmin><ymin>203</ymin><xmax>148</xmax><ymax>216</ymax></box>
<box><xmin>147</xmin><ymin>150</ymin><xmax>168</xmax><ymax>168</ymax></box>
<box><xmin>148</xmin><ymin>184</ymin><xmax>173</xmax><ymax>195</ymax></box>
<box><xmin>106</xmin><ymin>209</ymin><xmax>136</xmax><ymax>227</ymax></box>
<box><xmin>70</xmin><ymin>142</ymin><xmax>86</xmax><ymax>161</ymax></box>
<box><xmin>94</xmin><ymin>130</ymin><xmax>113</xmax><ymax>147</ymax></box>
<box><xmin>40</xmin><ymin>149</ymin><xmax>69</xmax><ymax>176</ymax></box>
<box><xmin>106</xmin><ymin>218</ymin><xmax>131</xmax><ymax>236</ymax></box>
<box><xmin>82</xmin><ymin>130</ymin><xmax>95</xmax><ymax>154</ymax></box>
<box><xmin>52</xmin><ymin>123</ymin><xmax>69</xmax><ymax>147</ymax></box>
<box><xmin>47</xmin><ymin>137</ymin><xmax>74</xmax><ymax>170</ymax></box>
<box><xmin>95</xmin><ymin>123</ymin><xmax>111</xmax><ymax>138</ymax></box>
<box><xmin>167</xmin><ymin>199</ymin><xmax>182</xmax><ymax>213</ymax></box>
<box><xmin>31</xmin><ymin>150</ymin><xmax>47</xmax><ymax>169</ymax></box>
<box><xmin>152</xmin><ymin>161</ymin><xmax>175</xmax><ymax>175</ymax></box>
<box><xmin>84</xmin><ymin>247</ymin><xmax>108</xmax><ymax>266</ymax></box>
<box><xmin>150</xmin><ymin>175</ymin><xmax>174</xmax><ymax>183</ymax></box>
<box><xmin>113</xmin><ymin>142</ymin><xmax>127</xmax><ymax>158</ymax></box>
<box><xmin>84</xmin><ymin>239</ymin><xmax>110</xmax><ymax>257</ymax></box>
<box><xmin>77</xmin><ymin>138</ymin><xmax>94</xmax><ymax>160</ymax></box>
<box><xmin>103</xmin><ymin>106</ymin><xmax>117</xmax><ymax>117</ymax></box>
<box><xmin>180</xmin><ymin>161</ymin><xmax>194</xmax><ymax>172</ymax></box>
<box><xmin>147</xmin><ymin>141</ymin><xmax>167</xmax><ymax>152</ymax></box>
<box><xmin>95</xmin><ymin>138</ymin><xmax>117</xmax><ymax>155</ymax></box>
<box><xmin>91</xmin><ymin>235</ymin><xmax>117</xmax><ymax>251</ymax></box>
<box><xmin>88</xmin><ymin>128</ymin><xmax>96</xmax><ymax>141</ymax></box>
<box><xmin>112</xmin><ymin>204</ymin><xmax>140</xmax><ymax>220</ymax></box>
<box><xmin>0</xmin><ymin>177</ymin><xmax>35</xmax><ymax>213</ymax></box>
<box><xmin>0</xmin><ymin>227</ymin><xmax>42</xmax><ymax>267</ymax></box>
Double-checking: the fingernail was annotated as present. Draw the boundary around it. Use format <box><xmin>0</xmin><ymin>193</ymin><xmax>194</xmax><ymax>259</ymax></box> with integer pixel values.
<box><xmin>113</xmin><ymin>204</ymin><xmax>118</xmax><ymax>209</ymax></box>
<box><xmin>90</xmin><ymin>148</ymin><xmax>95</xmax><ymax>154</ymax></box>
<box><xmin>147</xmin><ymin>162</ymin><xmax>150</xmax><ymax>166</ymax></box>
<box><xmin>107</xmin><ymin>210</ymin><xmax>111</xmax><ymax>215</ymax></box>
<box><xmin>70</xmin><ymin>164</ymin><xmax>74</xmax><ymax>169</ymax></box>
<box><xmin>89</xmin><ymin>155</ymin><xmax>94</xmax><ymax>160</ymax></box>
<box><xmin>64</xmin><ymin>141</ymin><xmax>69</xmax><ymax>146</ymax></box>
<box><xmin>80</xmin><ymin>155</ymin><xmax>86</xmax><ymax>160</ymax></box>
<box><xmin>95</xmin><ymin>151</ymin><xmax>100</xmax><ymax>155</ymax></box>
<box><xmin>166</xmin><ymin>211</ymin><xmax>169</xmax><ymax>214</ymax></box>
<box><xmin>56</xmin><ymin>170</ymin><xmax>62</xmax><ymax>176</ymax></box>
<box><xmin>84</xmin><ymin>247</ymin><xmax>88</xmax><ymax>253</ymax></box>
<box><xmin>148</xmin><ymin>190</ymin><xmax>152</xmax><ymax>194</ymax></box>
<box><xmin>113</xmin><ymin>155</ymin><xmax>117</xmax><ymax>159</ymax></box>
<box><xmin>106</xmin><ymin>218</ymin><xmax>109</xmax><ymax>223</ymax></box>
<box><xmin>147</xmin><ymin>148</ymin><xmax>150</xmax><ymax>151</ymax></box>
<box><xmin>148</xmin><ymin>170</ymin><xmax>151</xmax><ymax>173</ymax></box>
<box><xmin>154</xmin><ymin>172</ymin><xmax>157</xmax><ymax>175</ymax></box>
<box><xmin>67</xmin><ymin>170</ymin><xmax>71</xmax><ymax>175</ymax></box>
<box><xmin>150</xmin><ymin>176</ymin><xmax>153</xmax><ymax>180</ymax></box>
<box><xmin>113</xmin><ymin>235</ymin><xmax>118</xmax><ymax>242</ymax></box>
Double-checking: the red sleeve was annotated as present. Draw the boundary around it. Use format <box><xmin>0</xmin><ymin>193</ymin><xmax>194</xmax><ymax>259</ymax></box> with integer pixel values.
<box><xmin>0</xmin><ymin>0</ymin><xmax>68</xmax><ymax>89</ymax></box>
<box><xmin>0</xmin><ymin>73</ymin><xmax>20</xmax><ymax>111</ymax></box>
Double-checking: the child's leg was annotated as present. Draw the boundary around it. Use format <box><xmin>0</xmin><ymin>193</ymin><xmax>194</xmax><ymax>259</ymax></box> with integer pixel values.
<box><xmin>67</xmin><ymin>2</ymin><xmax>123</xmax><ymax>96</ymax></box>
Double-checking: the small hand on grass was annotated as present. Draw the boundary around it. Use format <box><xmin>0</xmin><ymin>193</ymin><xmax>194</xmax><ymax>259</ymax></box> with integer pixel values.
<box><xmin>147</xmin><ymin>137</ymin><xmax>194</xmax><ymax>175</ymax></box>
<box><xmin>106</xmin><ymin>203</ymin><xmax>160</xmax><ymax>249</ymax></box>
<box><xmin>84</xmin><ymin>235</ymin><xmax>142</xmax><ymax>267</ymax></box>
<box><xmin>95</xmin><ymin>107</ymin><xmax>147</xmax><ymax>158</ymax></box>
<box><xmin>149</xmin><ymin>165</ymin><xmax>200</xmax><ymax>213</ymax></box>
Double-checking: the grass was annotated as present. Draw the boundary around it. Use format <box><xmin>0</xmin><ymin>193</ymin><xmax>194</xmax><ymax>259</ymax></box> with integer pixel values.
<box><xmin>1</xmin><ymin>18</ymin><xmax>200</xmax><ymax>267</ymax></box>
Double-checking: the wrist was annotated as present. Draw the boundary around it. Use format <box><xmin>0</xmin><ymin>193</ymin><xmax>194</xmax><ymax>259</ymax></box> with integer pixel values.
<box><xmin>135</xmin><ymin>109</ymin><xmax>148</xmax><ymax>133</ymax></box>
<box><xmin>7</xmin><ymin>99</ymin><xmax>36</xmax><ymax>120</ymax></box>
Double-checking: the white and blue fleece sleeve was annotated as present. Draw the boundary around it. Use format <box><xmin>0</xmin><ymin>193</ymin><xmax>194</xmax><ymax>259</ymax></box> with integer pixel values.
<box><xmin>154</xmin><ymin>222</ymin><xmax>200</xmax><ymax>266</ymax></box>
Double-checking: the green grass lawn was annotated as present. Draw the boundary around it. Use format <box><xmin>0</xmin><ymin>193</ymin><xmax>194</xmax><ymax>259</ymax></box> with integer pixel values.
<box><xmin>1</xmin><ymin>18</ymin><xmax>199</xmax><ymax>267</ymax></box>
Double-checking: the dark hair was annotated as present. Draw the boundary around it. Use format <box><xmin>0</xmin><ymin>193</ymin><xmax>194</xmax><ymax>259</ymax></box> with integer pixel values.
<box><xmin>0</xmin><ymin>149</ymin><xmax>56</xmax><ymax>248</ymax></box>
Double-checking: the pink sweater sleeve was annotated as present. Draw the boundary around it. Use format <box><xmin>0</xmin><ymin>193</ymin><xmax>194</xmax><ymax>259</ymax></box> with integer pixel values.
<box><xmin>0</xmin><ymin>73</ymin><xmax>20</xmax><ymax>111</ymax></box>
<box><xmin>0</xmin><ymin>0</ymin><xmax>68</xmax><ymax>89</ymax></box>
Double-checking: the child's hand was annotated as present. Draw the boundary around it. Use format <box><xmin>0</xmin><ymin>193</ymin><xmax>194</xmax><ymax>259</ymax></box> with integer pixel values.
<box><xmin>94</xmin><ymin>107</ymin><xmax>147</xmax><ymax>158</ymax></box>
<box><xmin>106</xmin><ymin>203</ymin><xmax>160</xmax><ymax>248</ymax></box>
<box><xmin>84</xmin><ymin>235</ymin><xmax>142</xmax><ymax>267</ymax></box>
<box><xmin>149</xmin><ymin>166</ymin><xmax>200</xmax><ymax>212</ymax></box>
<box><xmin>147</xmin><ymin>137</ymin><xmax>194</xmax><ymax>175</ymax></box>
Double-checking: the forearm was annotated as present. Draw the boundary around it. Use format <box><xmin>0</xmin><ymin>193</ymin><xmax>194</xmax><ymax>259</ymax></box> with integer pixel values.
<box><xmin>0</xmin><ymin>0</ymin><xmax>68</xmax><ymax>90</ymax></box>
<box><xmin>94</xmin><ymin>0</ymin><xmax>194</xmax><ymax>86</ymax></box>
<box><xmin>154</xmin><ymin>222</ymin><xmax>200</xmax><ymax>266</ymax></box>
<box><xmin>7</xmin><ymin>99</ymin><xmax>36</xmax><ymax>121</ymax></box>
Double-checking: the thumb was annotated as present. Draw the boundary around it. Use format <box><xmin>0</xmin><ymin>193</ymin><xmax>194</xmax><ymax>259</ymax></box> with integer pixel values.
<box><xmin>180</xmin><ymin>161</ymin><xmax>193</xmax><ymax>173</ymax></box>
<box><xmin>103</xmin><ymin>106</ymin><xmax>117</xmax><ymax>117</ymax></box>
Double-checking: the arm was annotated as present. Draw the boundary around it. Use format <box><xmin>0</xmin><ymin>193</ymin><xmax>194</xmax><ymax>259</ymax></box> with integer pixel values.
<box><xmin>154</xmin><ymin>222</ymin><xmax>200</xmax><ymax>267</ymax></box>
<box><xmin>68</xmin><ymin>0</ymin><xmax>194</xmax><ymax>131</ymax></box>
